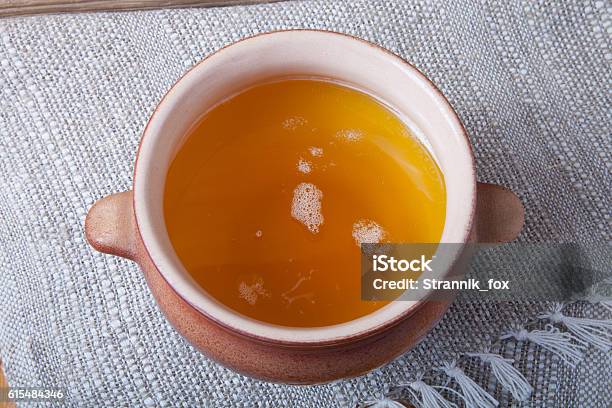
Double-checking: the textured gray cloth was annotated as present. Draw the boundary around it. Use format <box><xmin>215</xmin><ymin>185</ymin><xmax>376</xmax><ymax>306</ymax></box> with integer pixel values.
<box><xmin>0</xmin><ymin>0</ymin><xmax>610</xmax><ymax>407</ymax></box>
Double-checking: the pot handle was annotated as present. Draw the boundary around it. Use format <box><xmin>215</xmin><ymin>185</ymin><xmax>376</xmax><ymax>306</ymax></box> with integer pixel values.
<box><xmin>475</xmin><ymin>182</ymin><xmax>524</xmax><ymax>243</ymax></box>
<box><xmin>85</xmin><ymin>191</ymin><xmax>138</xmax><ymax>261</ymax></box>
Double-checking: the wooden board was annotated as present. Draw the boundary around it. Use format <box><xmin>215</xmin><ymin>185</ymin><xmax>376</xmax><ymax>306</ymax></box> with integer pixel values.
<box><xmin>1</xmin><ymin>0</ymin><xmax>278</xmax><ymax>17</ymax></box>
<box><xmin>0</xmin><ymin>360</ymin><xmax>15</xmax><ymax>408</ymax></box>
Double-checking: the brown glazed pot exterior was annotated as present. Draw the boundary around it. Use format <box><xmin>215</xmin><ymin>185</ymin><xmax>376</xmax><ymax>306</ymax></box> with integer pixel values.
<box><xmin>83</xmin><ymin>30</ymin><xmax>525</xmax><ymax>385</ymax></box>
<box><xmin>84</xmin><ymin>183</ymin><xmax>523</xmax><ymax>384</ymax></box>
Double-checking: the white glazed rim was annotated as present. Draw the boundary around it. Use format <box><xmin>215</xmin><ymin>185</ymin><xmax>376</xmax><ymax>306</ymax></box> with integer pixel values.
<box><xmin>133</xmin><ymin>30</ymin><xmax>476</xmax><ymax>345</ymax></box>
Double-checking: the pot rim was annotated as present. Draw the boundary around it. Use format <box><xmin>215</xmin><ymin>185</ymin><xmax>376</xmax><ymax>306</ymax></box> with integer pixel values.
<box><xmin>132</xmin><ymin>29</ymin><xmax>476</xmax><ymax>346</ymax></box>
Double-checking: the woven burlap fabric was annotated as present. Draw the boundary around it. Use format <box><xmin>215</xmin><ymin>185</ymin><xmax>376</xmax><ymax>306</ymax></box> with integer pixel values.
<box><xmin>0</xmin><ymin>0</ymin><xmax>610</xmax><ymax>406</ymax></box>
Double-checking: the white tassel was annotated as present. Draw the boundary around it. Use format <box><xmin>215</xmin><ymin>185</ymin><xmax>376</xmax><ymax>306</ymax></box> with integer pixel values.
<box><xmin>361</xmin><ymin>397</ymin><xmax>408</xmax><ymax>408</ymax></box>
<box><xmin>399</xmin><ymin>374</ymin><xmax>458</xmax><ymax>408</ymax></box>
<box><xmin>465</xmin><ymin>352</ymin><xmax>532</xmax><ymax>401</ymax></box>
<box><xmin>538</xmin><ymin>303</ymin><xmax>612</xmax><ymax>352</ymax></box>
<box><xmin>407</xmin><ymin>381</ymin><xmax>457</xmax><ymax>408</ymax></box>
<box><xmin>438</xmin><ymin>361</ymin><xmax>498</xmax><ymax>408</ymax></box>
<box><xmin>500</xmin><ymin>324</ymin><xmax>586</xmax><ymax>367</ymax></box>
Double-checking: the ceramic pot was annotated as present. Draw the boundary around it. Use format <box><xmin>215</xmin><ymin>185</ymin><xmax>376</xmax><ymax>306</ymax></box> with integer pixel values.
<box><xmin>85</xmin><ymin>30</ymin><xmax>523</xmax><ymax>384</ymax></box>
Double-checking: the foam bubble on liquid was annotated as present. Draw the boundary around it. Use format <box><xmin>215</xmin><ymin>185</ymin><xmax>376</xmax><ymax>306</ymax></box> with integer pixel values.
<box><xmin>255</xmin><ymin>230</ymin><xmax>263</xmax><ymax>238</ymax></box>
<box><xmin>352</xmin><ymin>219</ymin><xmax>387</xmax><ymax>246</ymax></box>
<box><xmin>291</xmin><ymin>182</ymin><xmax>324</xmax><ymax>234</ymax></box>
<box><xmin>282</xmin><ymin>116</ymin><xmax>308</xmax><ymax>131</ymax></box>
<box><xmin>335</xmin><ymin>129</ymin><xmax>363</xmax><ymax>142</ymax></box>
<box><xmin>238</xmin><ymin>276</ymin><xmax>269</xmax><ymax>305</ymax></box>
<box><xmin>308</xmin><ymin>146</ymin><xmax>324</xmax><ymax>157</ymax></box>
<box><xmin>297</xmin><ymin>158</ymin><xmax>312</xmax><ymax>174</ymax></box>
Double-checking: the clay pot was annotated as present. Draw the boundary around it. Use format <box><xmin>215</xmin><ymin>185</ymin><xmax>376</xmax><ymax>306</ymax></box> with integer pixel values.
<box><xmin>85</xmin><ymin>30</ymin><xmax>523</xmax><ymax>384</ymax></box>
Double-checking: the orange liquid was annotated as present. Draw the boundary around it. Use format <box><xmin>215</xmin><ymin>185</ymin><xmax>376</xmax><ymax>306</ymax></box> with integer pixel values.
<box><xmin>164</xmin><ymin>79</ymin><xmax>445</xmax><ymax>327</ymax></box>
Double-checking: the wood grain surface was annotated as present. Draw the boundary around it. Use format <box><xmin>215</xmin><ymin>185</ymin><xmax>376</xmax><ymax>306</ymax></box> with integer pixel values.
<box><xmin>1</xmin><ymin>0</ymin><xmax>278</xmax><ymax>17</ymax></box>
<box><xmin>0</xmin><ymin>360</ymin><xmax>15</xmax><ymax>408</ymax></box>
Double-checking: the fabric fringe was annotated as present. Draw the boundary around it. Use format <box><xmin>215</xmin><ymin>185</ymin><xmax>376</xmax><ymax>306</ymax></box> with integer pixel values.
<box><xmin>500</xmin><ymin>325</ymin><xmax>586</xmax><ymax>368</ymax></box>
<box><xmin>361</xmin><ymin>397</ymin><xmax>409</xmax><ymax>408</ymax></box>
<box><xmin>438</xmin><ymin>361</ymin><xmax>498</xmax><ymax>408</ymax></box>
<box><xmin>465</xmin><ymin>352</ymin><xmax>532</xmax><ymax>401</ymax></box>
<box><xmin>539</xmin><ymin>303</ymin><xmax>612</xmax><ymax>352</ymax></box>
<box><xmin>356</xmin><ymin>303</ymin><xmax>611</xmax><ymax>408</ymax></box>
<box><xmin>399</xmin><ymin>373</ymin><xmax>458</xmax><ymax>408</ymax></box>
